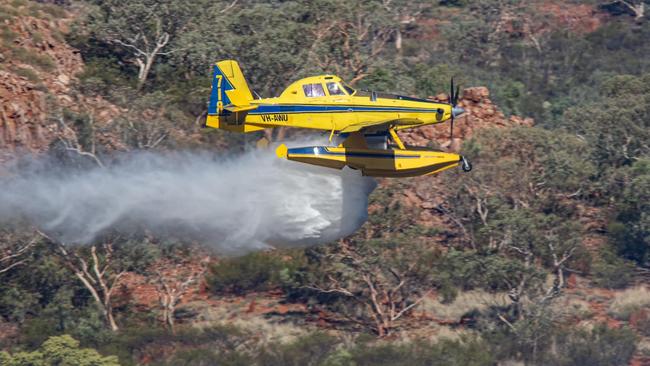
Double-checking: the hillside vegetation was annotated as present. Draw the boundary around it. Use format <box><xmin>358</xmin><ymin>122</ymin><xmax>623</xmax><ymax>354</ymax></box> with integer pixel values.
<box><xmin>1</xmin><ymin>0</ymin><xmax>649</xmax><ymax>365</ymax></box>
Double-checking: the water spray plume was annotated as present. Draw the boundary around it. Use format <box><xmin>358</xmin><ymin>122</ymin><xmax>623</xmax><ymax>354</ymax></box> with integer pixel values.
<box><xmin>0</xmin><ymin>148</ymin><xmax>376</xmax><ymax>254</ymax></box>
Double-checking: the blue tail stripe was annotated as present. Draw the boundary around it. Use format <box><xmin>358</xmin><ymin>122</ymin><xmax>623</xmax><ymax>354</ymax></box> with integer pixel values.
<box><xmin>208</xmin><ymin>65</ymin><xmax>235</xmax><ymax>115</ymax></box>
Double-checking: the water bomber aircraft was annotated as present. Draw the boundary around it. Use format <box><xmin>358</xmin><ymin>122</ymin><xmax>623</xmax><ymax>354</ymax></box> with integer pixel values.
<box><xmin>205</xmin><ymin>60</ymin><xmax>472</xmax><ymax>177</ymax></box>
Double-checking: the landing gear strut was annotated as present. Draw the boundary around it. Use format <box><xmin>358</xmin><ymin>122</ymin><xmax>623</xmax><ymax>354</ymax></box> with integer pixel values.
<box><xmin>460</xmin><ymin>156</ymin><xmax>472</xmax><ymax>172</ymax></box>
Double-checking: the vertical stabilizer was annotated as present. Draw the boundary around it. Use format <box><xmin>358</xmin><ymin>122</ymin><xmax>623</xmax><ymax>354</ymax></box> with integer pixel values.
<box><xmin>207</xmin><ymin>60</ymin><xmax>254</xmax><ymax>116</ymax></box>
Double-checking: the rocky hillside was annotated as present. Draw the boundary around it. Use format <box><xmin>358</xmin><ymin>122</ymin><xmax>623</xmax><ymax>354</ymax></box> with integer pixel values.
<box><xmin>0</xmin><ymin>2</ymin><xmax>121</xmax><ymax>162</ymax></box>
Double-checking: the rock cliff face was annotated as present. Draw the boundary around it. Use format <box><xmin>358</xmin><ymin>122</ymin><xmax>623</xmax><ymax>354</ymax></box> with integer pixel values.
<box><xmin>0</xmin><ymin>10</ymin><xmax>120</xmax><ymax>162</ymax></box>
<box><xmin>1</xmin><ymin>14</ymin><xmax>79</xmax><ymax>158</ymax></box>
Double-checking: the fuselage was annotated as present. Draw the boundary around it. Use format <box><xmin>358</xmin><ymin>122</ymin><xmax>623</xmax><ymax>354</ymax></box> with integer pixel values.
<box><xmin>212</xmin><ymin>75</ymin><xmax>453</xmax><ymax>134</ymax></box>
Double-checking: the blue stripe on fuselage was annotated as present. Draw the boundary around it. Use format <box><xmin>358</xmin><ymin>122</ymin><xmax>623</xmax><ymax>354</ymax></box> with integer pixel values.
<box><xmin>248</xmin><ymin>104</ymin><xmax>439</xmax><ymax>115</ymax></box>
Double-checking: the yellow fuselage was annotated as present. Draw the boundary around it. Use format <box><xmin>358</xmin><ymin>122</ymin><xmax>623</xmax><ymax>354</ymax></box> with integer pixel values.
<box><xmin>205</xmin><ymin>75</ymin><xmax>452</xmax><ymax>134</ymax></box>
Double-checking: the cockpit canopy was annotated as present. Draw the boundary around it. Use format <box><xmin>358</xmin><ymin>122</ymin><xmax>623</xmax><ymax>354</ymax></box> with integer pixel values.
<box><xmin>280</xmin><ymin>75</ymin><xmax>356</xmax><ymax>99</ymax></box>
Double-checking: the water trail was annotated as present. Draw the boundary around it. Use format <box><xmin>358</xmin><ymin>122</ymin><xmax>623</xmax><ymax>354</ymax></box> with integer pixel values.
<box><xmin>0</xmin><ymin>148</ymin><xmax>376</xmax><ymax>254</ymax></box>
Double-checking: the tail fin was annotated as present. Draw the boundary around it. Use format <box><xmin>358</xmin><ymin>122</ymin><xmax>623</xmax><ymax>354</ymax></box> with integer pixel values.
<box><xmin>207</xmin><ymin>60</ymin><xmax>254</xmax><ymax>116</ymax></box>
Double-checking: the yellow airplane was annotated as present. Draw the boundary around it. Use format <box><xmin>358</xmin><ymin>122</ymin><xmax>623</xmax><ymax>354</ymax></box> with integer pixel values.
<box><xmin>205</xmin><ymin>60</ymin><xmax>472</xmax><ymax>177</ymax></box>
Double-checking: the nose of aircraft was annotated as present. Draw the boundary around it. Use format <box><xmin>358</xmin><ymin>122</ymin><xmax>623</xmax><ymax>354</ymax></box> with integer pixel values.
<box><xmin>452</xmin><ymin>106</ymin><xmax>465</xmax><ymax>118</ymax></box>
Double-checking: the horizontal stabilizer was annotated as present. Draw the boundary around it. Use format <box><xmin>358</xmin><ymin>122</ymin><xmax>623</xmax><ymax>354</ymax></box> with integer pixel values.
<box><xmin>224</xmin><ymin>104</ymin><xmax>258</xmax><ymax>113</ymax></box>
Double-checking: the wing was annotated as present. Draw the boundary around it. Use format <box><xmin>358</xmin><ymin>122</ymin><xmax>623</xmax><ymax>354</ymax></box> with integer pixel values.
<box><xmin>338</xmin><ymin>118</ymin><xmax>422</xmax><ymax>133</ymax></box>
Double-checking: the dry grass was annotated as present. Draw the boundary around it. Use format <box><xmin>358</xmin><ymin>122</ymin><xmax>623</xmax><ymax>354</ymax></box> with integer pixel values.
<box><xmin>638</xmin><ymin>338</ymin><xmax>650</xmax><ymax>357</ymax></box>
<box><xmin>551</xmin><ymin>296</ymin><xmax>594</xmax><ymax>321</ymax></box>
<box><xmin>10</xmin><ymin>0</ymin><xmax>27</xmax><ymax>8</ymax></box>
<box><xmin>14</xmin><ymin>66</ymin><xmax>39</xmax><ymax>82</ymax></box>
<box><xmin>13</xmin><ymin>47</ymin><xmax>55</xmax><ymax>71</ymax></box>
<box><xmin>1</xmin><ymin>1</ymin><xmax>66</xmax><ymax>21</ymax></box>
<box><xmin>190</xmin><ymin>298</ymin><xmax>314</xmax><ymax>346</ymax></box>
<box><xmin>418</xmin><ymin>290</ymin><xmax>509</xmax><ymax>322</ymax></box>
<box><xmin>38</xmin><ymin>3</ymin><xmax>66</xmax><ymax>19</ymax></box>
<box><xmin>1</xmin><ymin>26</ymin><xmax>17</xmax><ymax>43</ymax></box>
<box><xmin>392</xmin><ymin>322</ymin><xmax>474</xmax><ymax>344</ymax></box>
<box><xmin>608</xmin><ymin>286</ymin><xmax>650</xmax><ymax>321</ymax></box>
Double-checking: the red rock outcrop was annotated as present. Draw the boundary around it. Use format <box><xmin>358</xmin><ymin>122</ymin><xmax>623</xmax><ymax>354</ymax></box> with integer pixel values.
<box><xmin>0</xmin><ymin>10</ymin><xmax>122</xmax><ymax>162</ymax></box>
<box><xmin>399</xmin><ymin>86</ymin><xmax>534</xmax><ymax>151</ymax></box>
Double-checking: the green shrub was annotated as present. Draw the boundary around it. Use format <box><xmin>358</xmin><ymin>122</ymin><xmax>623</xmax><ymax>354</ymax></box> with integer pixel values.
<box><xmin>345</xmin><ymin>337</ymin><xmax>494</xmax><ymax>366</ymax></box>
<box><xmin>10</xmin><ymin>0</ymin><xmax>26</xmax><ymax>7</ymax></box>
<box><xmin>608</xmin><ymin>286</ymin><xmax>650</xmax><ymax>321</ymax></box>
<box><xmin>14</xmin><ymin>67</ymin><xmax>39</xmax><ymax>83</ymax></box>
<box><xmin>0</xmin><ymin>6</ymin><xmax>19</xmax><ymax>21</ymax></box>
<box><xmin>2</xmin><ymin>335</ymin><xmax>120</xmax><ymax>366</ymax></box>
<box><xmin>52</xmin><ymin>30</ymin><xmax>65</xmax><ymax>43</ymax></box>
<box><xmin>591</xmin><ymin>249</ymin><xmax>636</xmax><ymax>289</ymax></box>
<box><xmin>207</xmin><ymin>252</ymin><xmax>302</xmax><ymax>295</ymax></box>
<box><xmin>1</xmin><ymin>27</ymin><xmax>17</xmax><ymax>43</ymax></box>
<box><xmin>552</xmin><ymin>325</ymin><xmax>637</xmax><ymax>366</ymax></box>
<box><xmin>39</xmin><ymin>4</ymin><xmax>66</xmax><ymax>19</ymax></box>
<box><xmin>27</xmin><ymin>3</ymin><xmax>44</xmax><ymax>18</ymax></box>
<box><xmin>257</xmin><ymin>332</ymin><xmax>340</xmax><ymax>366</ymax></box>
<box><xmin>12</xmin><ymin>48</ymin><xmax>55</xmax><ymax>71</ymax></box>
<box><xmin>160</xmin><ymin>349</ymin><xmax>253</xmax><ymax>366</ymax></box>
<box><xmin>30</xmin><ymin>31</ymin><xmax>43</xmax><ymax>44</ymax></box>
<box><xmin>93</xmin><ymin>325</ymin><xmax>247</xmax><ymax>365</ymax></box>
<box><xmin>608</xmin><ymin>158</ymin><xmax>650</xmax><ymax>267</ymax></box>
<box><xmin>76</xmin><ymin>59</ymin><xmax>135</xmax><ymax>97</ymax></box>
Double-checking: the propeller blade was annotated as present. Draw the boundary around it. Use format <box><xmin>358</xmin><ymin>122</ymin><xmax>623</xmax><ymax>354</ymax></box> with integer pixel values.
<box><xmin>454</xmin><ymin>84</ymin><xmax>460</xmax><ymax>106</ymax></box>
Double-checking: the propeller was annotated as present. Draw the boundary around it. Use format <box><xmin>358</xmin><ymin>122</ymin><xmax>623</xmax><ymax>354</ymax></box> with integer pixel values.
<box><xmin>448</xmin><ymin>78</ymin><xmax>472</xmax><ymax>172</ymax></box>
<box><xmin>449</xmin><ymin>77</ymin><xmax>464</xmax><ymax>142</ymax></box>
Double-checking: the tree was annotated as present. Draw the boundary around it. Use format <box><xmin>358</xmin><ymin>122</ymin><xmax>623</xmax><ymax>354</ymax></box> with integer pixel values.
<box><xmin>153</xmin><ymin>250</ymin><xmax>208</xmax><ymax>333</ymax></box>
<box><xmin>563</xmin><ymin>74</ymin><xmax>650</xmax><ymax>169</ymax></box>
<box><xmin>299</xmin><ymin>239</ymin><xmax>436</xmax><ymax>337</ymax></box>
<box><xmin>381</xmin><ymin>0</ymin><xmax>431</xmax><ymax>54</ymax></box>
<box><xmin>36</xmin><ymin>231</ymin><xmax>158</xmax><ymax>332</ymax></box>
<box><xmin>302</xmin><ymin>0</ymin><xmax>396</xmax><ymax>85</ymax></box>
<box><xmin>608</xmin><ymin>158</ymin><xmax>650</xmax><ymax>267</ymax></box>
<box><xmin>0</xmin><ymin>334</ymin><xmax>119</xmax><ymax>366</ymax></box>
<box><xmin>0</xmin><ymin>232</ymin><xmax>36</xmax><ymax>275</ymax></box>
<box><xmin>483</xmin><ymin>209</ymin><xmax>582</xmax><ymax>319</ymax></box>
<box><xmin>54</xmin><ymin>110</ymin><xmax>105</xmax><ymax>168</ymax></box>
<box><xmin>115</xmin><ymin>92</ymin><xmax>176</xmax><ymax>150</ymax></box>
<box><xmin>85</xmin><ymin>0</ymin><xmax>201</xmax><ymax>90</ymax></box>
<box><xmin>174</xmin><ymin>0</ymin><xmax>311</xmax><ymax>97</ymax></box>
<box><xmin>439</xmin><ymin>128</ymin><xmax>592</xmax><ymax>324</ymax></box>
<box><xmin>37</xmin><ymin>232</ymin><xmax>125</xmax><ymax>332</ymax></box>
<box><xmin>443</xmin><ymin>127</ymin><xmax>595</xmax><ymax>248</ymax></box>
<box><xmin>553</xmin><ymin>324</ymin><xmax>638</xmax><ymax>366</ymax></box>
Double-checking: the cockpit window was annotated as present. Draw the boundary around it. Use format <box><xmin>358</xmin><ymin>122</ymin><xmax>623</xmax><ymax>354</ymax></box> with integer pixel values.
<box><xmin>342</xmin><ymin>83</ymin><xmax>355</xmax><ymax>95</ymax></box>
<box><xmin>303</xmin><ymin>83</ymin><xmax>326</xmax><ymax>97</ymax></box>
<box><xmin>326</xmin><ymin>82</ymin><xmax>346</xmax><ymax>96</ymax></box>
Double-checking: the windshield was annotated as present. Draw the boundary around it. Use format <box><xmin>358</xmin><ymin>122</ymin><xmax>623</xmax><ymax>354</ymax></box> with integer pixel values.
<box><xmin>327</xmin><ymin>82</ymin><xmax>346</xmax><ymax>96</ymax></box>
<box><xmin>342</xmin><ymin>83</ymin><xmax>355</xmax><ymax>95</ymax></box>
